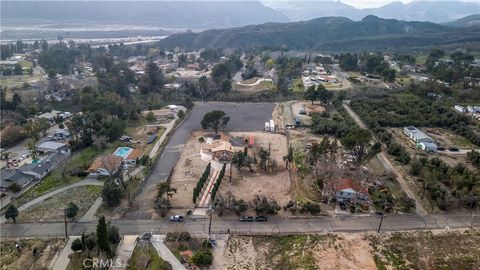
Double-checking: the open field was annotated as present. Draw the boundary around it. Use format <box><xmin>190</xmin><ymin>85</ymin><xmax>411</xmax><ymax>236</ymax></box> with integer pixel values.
<box><xmin>218</xmin><ymin>132</ymin><xmax>290</xmax><ymax>206</ymax></box>
<box><xmin>0</xmin><ymin>238</ymin><xmax>65</xmax><ymax>270</ymax></box>
<box><xmin>169</xmin><ymin>131</ymin><xmax>290</xmax><ymax>210</ymax></box>
<box><xmin>16</xmin><ymin>185</ymin><xmax>102</xmax><ymax>222</ymax></box>
<box><xmin>216</xmin><ymin>230</ymin><xmax>480</xmax><ymax>270</ymax></box>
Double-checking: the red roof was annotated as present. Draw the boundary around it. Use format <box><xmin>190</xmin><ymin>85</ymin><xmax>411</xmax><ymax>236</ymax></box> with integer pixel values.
<box><xmin>335</xmin><ymin>178</ymin><xmax>368</xmax><ymax>195</ymax></box>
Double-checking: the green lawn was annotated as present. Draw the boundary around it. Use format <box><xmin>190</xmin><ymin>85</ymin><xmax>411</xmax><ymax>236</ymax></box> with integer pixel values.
<box><xmin>18</xmin><ymin>60</ymin><xmax>33</xmax><ymax>68</ymax></box>
<box><xmin>292</xmin><ymin>78</ymin><xmax>305</xmax><ymax>92</ymax></box>
<box><xmin>415</xmin><ymin>54</ymin><xmax>427</xmax><ymax>65</ymax></box>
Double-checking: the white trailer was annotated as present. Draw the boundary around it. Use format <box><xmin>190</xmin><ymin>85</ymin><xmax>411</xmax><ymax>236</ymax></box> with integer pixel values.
<box><xmin>269</xmin><ymin>119</ymin><xmax>275</xmax><ymax>132</ymax></box>
<box><xmin>265</xmin><ymin>122</ymin><xmax>270</xmax><ymax>132</ymax></box>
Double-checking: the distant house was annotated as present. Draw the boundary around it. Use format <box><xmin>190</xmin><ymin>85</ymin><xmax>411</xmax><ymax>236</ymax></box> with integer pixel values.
<box><xmin>53</xmin><ymin>129</ymin><xmax>70</xmax><ymax>140</ymax></box>
<box><xmin>211</xmin><ymin>141</ymin><xmax>235</xmax><ymax>162</ymax></box>
<box><xmin>454</xmin><ymin>105</ymin><xmax>466</xmax><ymax>113</ymax></box>
<box><xmin>335</xmin><ymin>178</ymin><xmax>369</xmax><ymax>203</ymax></box>
<box><xmin>20</xmin><ymin>153</ymin><xmax>66</xmax><ymax>180</ymax></box>
<box><xmin>86</xmin><ymin>155</ymin><xmax>123</xmax><ymax>176</ymax></box>
<box><xmin>125</xmin><ymin>149</ymin><xmax>144</xmax><ymax>165</ymax></box>
<box><xmin>36</xmin><ymin>110</ymin><xmax>62</xmax><ymax>121</ymax></box>
<box><xmin>0</xmin><ymin>169</ymin><xmax>35</xmax><ymax>190</ymax></box>
<box><xmin>419</xmin><ymin>142</ymin><xmax>438</xmax><ymax>152</ymax></box>
<box><xmin>37</xmin><ymin>141</ymin><xmax>70</xmax><ymax>155</ymax></box>
<box><xmin>403</xmin><ymin>126</ymin><xmax>437</xmax><ymax>152</ymax></box>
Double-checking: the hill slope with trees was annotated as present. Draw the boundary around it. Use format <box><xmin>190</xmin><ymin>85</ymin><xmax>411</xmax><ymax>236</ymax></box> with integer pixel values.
<box><xmin>158</xmin><ymin>15</ymin><xmax>480</xmax><ymax>51</ymax></box>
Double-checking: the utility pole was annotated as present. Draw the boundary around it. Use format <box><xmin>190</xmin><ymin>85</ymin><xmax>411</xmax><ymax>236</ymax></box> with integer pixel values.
<box><xmin>64</xmin><ymin>209</ymin><xmax>68</xmax><ymax>239</ymax></box>
<box><xmin>377</xmin><ymin>212</ymin><xmax>384</xmax><ymax>233</ymax></box>
<box><xmin>207</xmin><ymin>204</ymin><xmax>213</xmax><ymax>238</ymax></box>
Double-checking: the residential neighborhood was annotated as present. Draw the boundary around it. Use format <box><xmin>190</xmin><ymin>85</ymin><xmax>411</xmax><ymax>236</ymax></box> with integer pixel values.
<box><xmin>1</xmin><ymin>1</ymin><xmax>480</xmax><ymax>269</ymax></box>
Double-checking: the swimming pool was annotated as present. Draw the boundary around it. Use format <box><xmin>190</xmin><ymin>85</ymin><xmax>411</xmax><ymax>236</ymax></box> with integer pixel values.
<box><xmin>113</xmin><ymin>147</ymin><xmax>133</xmax><ymax>158</ymax></box>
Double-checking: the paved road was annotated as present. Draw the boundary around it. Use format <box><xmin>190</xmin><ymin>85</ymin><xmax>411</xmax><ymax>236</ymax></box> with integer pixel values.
<box><xmin>1</xmin><ymin>213</ymin><xmax>479</xmax><ymax>238</ymax></box>
<box><xmin>342</xmin><ymin>102</ymin><xmax>427</xmax><ymax>215</ymax></box>
<box><xmin>126</xmin><ymin>102</ymin><xmax>276</xmax><ymax>219</ymax></box>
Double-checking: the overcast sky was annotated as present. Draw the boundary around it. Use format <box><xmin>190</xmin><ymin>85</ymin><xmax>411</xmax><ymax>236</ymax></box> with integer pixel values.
<box><xmin>262</xmin><ymin>0</ymin><xmax>477</xmax><ymax>9</ymax></box>
<box><xmin>341</xmin><ymin>0</ymin><xmax>413</xmax><ymax>8</ymax></box>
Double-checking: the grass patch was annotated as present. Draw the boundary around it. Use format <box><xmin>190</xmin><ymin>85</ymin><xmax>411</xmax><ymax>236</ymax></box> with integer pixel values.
<box><xmin>128</xmin><ymin>242</ymin><xmax>172</xmax><ymax>270</ymax></box>
<box><xmin>292</xmin><ymin>78</ymin><xmax>305</xmax><ymax>92</ymax></box>
<box><xmin>18</xmin><ymin>60</ymin><xmax>33</xmax><ymax>68</ymax></box>
<box><xmin>370</xmin><ymin>230</ymin><xmax>480</xmax><ymax>270</ymax></box>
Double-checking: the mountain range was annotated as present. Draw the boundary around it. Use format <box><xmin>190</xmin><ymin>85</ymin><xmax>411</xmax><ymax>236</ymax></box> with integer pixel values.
<box><xmin>157</xmin><ymin>15</ymin><xmax>480</xmax><ymax>52</ymax></box>
<box><xmin>0</xmin><ymin>1</ymin><xmax>288</xmax><ymax>30</ymax></box>
<box><xmin>262</xmin><ymin>0</ymin><xmax>480</xmax><ymax>23</ymax></box>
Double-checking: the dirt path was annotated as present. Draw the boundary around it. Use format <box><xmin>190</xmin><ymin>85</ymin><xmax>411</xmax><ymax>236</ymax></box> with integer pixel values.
<box><xmin>342</xmin><ymin>102</ymin><xmax>427</xmax><ymax>216</ymax></box>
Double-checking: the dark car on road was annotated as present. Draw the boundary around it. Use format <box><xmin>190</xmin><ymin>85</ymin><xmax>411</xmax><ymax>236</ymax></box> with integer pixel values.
<box><xmin>239</xmin><ymin>216</ymin><xmax>254</xmax><ymax>222</ymax></box>
<box><xmin>255</xmin><ymin>216</ymin><xmax>268</xmax><ymax>222</ymax></box>
<box><xmin>449</xmin><ymin>147</ymin><xmax>460</xmax><ymax>152</ymax></box>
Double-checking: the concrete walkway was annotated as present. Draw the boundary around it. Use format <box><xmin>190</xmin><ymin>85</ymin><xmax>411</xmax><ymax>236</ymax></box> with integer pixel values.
<box><xmin>148</xmin><ymin>115</ymin><xmax>178</xmax><ymax>159</ymax></box>
<box><xmin>1</xmin><ymin>178</ymin><xmax>103</xmax><ymax>224</ymax></box>
<box><xmin>198</xmin><ymin>169</ymin><xmax>219</xmax><ymax>208</ymax></box>
<box><xmin>115</xmin><ymin>235</ymin><xmax>138</xmax><ymax>269</ymax></box>
<box><xmin>151</xmin><ymin>235</ymin><xmax>186</xmax><ymax>270</ymax></box>
<box><xmin>78</xmin><ymin>197</ymin><xmax>103</xmax><ymax>222</ymax></box>
<box><xmin>49</xmin><ymin>236</ymin><xmax>79</xmax><ymax>270</ymax></box>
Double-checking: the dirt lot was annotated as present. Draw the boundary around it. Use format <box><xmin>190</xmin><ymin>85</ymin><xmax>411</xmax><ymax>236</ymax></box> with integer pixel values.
<box><xmin>0</xmin><ymin>238</ymin><xmax>65</xmax><ymax>270</ymax></box>
<box><xmin>16</xmin><ymin>185</ymin><xmax>102</xmax><ymax>222</ymax></box>
<box><xmin>215</xmin><ymin>230</ymin><xmax>480</xmax><ymax>270</ymax></box>
<box><xmin>169</xmin><ymin>131</ymin><xmax>291</xmax><ymax>209</ymax></box>
<box><xmin>291</xmin><ymin>101</ymin><xmax>326</xmax><ymax>126</ymax></box>
<box><xmin>217</xmin><ymin>234</ymin><xmax>376</xmax><ymax>270</ymax></box>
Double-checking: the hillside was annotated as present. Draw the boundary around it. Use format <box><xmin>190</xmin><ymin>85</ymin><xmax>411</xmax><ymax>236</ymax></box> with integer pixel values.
<box><xmin>0</xmin><ymin>1</ymin><xmax>289</xmax><ymax>30</ymax></box>
<box><xmin>446</xmin><ymin>14</ymin><xmax>480</xmax><ymax>28</ymax></box>
<box><xmin>262</xmin><ymin>0</ymin><xmax>480</xmax><ymax>23</ymax></box>
<box><xmin>158</xmin><ymin>15</ymin><xmax>480</xmax><ymax>51</ymax></box>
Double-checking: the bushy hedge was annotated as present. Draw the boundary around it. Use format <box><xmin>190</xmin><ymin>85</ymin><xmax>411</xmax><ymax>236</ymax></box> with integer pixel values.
<box><xmin>210</xmin><ymin>163</ymin><xmax>226</xmax><ymax>201</ymax></box>
<box><xmin>193</xmin><ymin>163</ymin><xmax>211</xmax><ymax>203</ymax></box>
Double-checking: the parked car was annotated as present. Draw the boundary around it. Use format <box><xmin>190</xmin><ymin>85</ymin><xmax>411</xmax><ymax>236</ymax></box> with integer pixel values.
<box><xmin>255</xmin><ymin>216</ymin><xmax>268</xmax><ymax>222</ymax></box>
<box><xmin>339</xmin><ymin>202</ymin><xmax>347</xmax><ymax>210</ymax></box>
<box><xmin>239</xmin><ymin>216</ymin><xmax>254</xmax><ymax>222</ymax></box>
<box><xmin>437</xmin><ymin>147</ymin><xmax>446</xmax><ymax>151</ymax></box>
<box><xmin>169</xmin><ymin>215</ymin><xmax>184</xmax><ymax>222</ymax></box>
<box><xmin>449</xmin><ymin>147</ymin><xmax>460</xmax><ymax>152</ymax></box>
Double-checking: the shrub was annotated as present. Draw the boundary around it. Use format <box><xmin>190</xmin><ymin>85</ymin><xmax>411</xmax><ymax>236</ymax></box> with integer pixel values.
<box><xmin>190</xmin><ymin>249</ymin><xmax>213</xmax><ymax>266</ymax></box>
<box><xmin>71</xmin><ymin>238</ymin><xmax>83</xmax><ymax>252</ymax></box>
<box><xmin>7</xmin><ymin>183</ymin><xmax>22</xmax><ymax>193</ymax></box>
<box><xmin>300</xmin><ymin>202</ymin><xmax>321</xmax><ymax>215</ymax></box>
<box><xmin>108</xmin><ymin>225</ymin><xmax>121</xmax><ymax>244</ymax></box>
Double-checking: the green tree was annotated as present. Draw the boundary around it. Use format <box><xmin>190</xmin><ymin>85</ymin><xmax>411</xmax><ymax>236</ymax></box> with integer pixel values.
<box><xmin>304</xmin><ymin>85</ymin><xmax>319</xmax><ymax>104</ymax></box>
<box><xmin>190</xmin><ymin>249</ymin><xmax>213</xmax><ymax>266</ymax></box>
<box><xmin>5</xmin><ymin>205</ymin><xmax>18</xmax><ymax>223</ymax></box>
<box><xmin>102</xmin><ymin>180</ymin><xmax>124</xmax><ymax>207</ymax></box>
<box><xmin>108</xmin><ymin>224</ymin><xmax>121</xmax><ymax>244</ymax></box>
<box><xmin>7</xmin><ymin>183</ymin><xmax>22</xmax><ymax>193</ymax></box>
<box><xmin>341</xmin><ymin>129</ymin><xmax>381</xmax><ymax>166</ymax></box>
<box><xmin>201</xmin><ymin>110</ymin><xmax>230</xmax><ymax>134</ymax></box>
<box><xmin>71</xmin><ymin>238</ymin><xmax>83</xmax><ymax>252</ymax></box>
<box><xmin>283</xmin><ymin>146</ymin><xmax>294</xmax><ymax>170</ymax></box>
<box><xmin>13</xmin><ymin>64</ymin><xmax>23</xmax><ymax>75</ymax></box>
<box><xmin>96</xmin><ymin>216</ymin><xmax>110</xmax><ymax>254</ymax></box>
<box><xmin>317</xmin><ymin>85</ymin><xmax>333</xmax><ymax>105</ymax></box>
<box><xmin>65</xmin><ymin>202</ymin><xmax>79</xmax><ymax>220</ymax></box>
